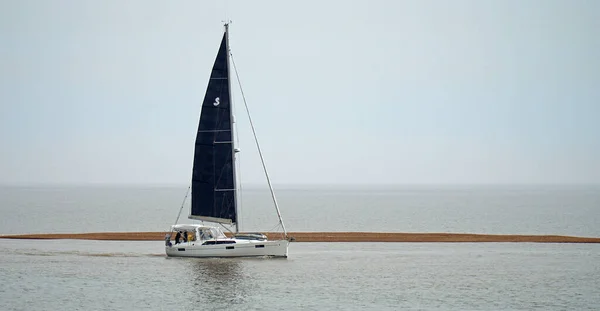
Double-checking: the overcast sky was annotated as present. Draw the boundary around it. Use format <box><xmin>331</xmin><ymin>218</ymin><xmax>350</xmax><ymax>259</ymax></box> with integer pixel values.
<box><xmin>1</xmin><ymin>0</ymin><xmax>599</xmax><ymax>185</ymax></box>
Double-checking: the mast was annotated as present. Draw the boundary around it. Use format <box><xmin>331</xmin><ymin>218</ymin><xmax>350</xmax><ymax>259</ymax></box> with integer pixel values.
<box><xmin>225</xmin><ymin>22</ymin><xmax>239</xmax><ymax>233</ymax></box>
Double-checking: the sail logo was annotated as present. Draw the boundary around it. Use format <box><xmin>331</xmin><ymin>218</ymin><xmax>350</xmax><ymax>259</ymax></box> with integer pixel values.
<box><xmin>213</xmin><ymin>97</ymin><xmax>220</xmax><ymax>106</ymax></box>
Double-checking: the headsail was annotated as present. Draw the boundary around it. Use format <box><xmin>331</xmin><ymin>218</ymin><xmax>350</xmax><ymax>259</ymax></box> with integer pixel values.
<box><xmin>190</xmin><ymin>27</ymin><xmax>237</xmax><ymax>224</ymax></box>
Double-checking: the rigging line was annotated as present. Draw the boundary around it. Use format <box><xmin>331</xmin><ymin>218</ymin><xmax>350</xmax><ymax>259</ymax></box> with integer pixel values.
<box><xmin>265</xmin><ymin>221</ymin><xmax>283</xmax><ymax>233</ymax></box>
<box><xmin>220</xmin><ymin>223</ymin><xmax>234</xmax><ymax>234</ymax></box>
<box><xmin>230</xmin><ymin>52</ymin><xmax>288</xmax><ymax>238</ymax></box>
<box><xmin>171</xmin><ymin>185</ymin><xmax>191</xmax><ymax>231</ymax></box>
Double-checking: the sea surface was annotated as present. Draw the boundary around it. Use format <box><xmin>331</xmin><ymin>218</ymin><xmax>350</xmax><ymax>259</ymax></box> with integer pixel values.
<box><xmin>1</xmin><ymin>184</ymin><xmax>599</xmax><ymax>310</ymax></box>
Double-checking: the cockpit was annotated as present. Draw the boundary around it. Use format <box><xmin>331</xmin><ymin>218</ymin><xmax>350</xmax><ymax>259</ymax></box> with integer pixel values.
<box><xmin>167</xmin><ymin>224</ymin><xmax>230</xmax><ymax>246</ymax></box>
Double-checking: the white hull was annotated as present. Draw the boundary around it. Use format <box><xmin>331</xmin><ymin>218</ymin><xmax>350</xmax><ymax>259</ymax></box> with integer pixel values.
<box><xmin>166</xmin><ymin>239</ymin><xmax>288</xmax><ymax>258</ymax></box>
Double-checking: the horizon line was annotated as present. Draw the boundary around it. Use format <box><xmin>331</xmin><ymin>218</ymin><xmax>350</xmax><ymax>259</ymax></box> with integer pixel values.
<box><xmin>1</xmin><ymin>182</ymin><xmax>599</xmax><ymax>188</ymax></box>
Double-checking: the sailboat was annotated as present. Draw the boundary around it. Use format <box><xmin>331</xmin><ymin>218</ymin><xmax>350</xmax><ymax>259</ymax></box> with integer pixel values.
<box><xmin>165</xmin><ymin>23</ymin><xmax>289</xmax><ymax>258</ymax></box>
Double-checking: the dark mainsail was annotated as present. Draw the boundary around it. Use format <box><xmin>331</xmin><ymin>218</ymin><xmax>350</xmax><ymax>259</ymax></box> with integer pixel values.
<box><xmin>190</xmin><ymin>28</ymin><xmax>237</xmax><ymax>224</ymax></box>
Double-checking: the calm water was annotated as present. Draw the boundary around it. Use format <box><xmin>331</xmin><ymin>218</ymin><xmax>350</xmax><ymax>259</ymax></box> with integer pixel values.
<box><xmin>1</xmin><ymin>184</ymin><xmax>599</xmax><ymax>236</ymax></box>
<box><xmin>1</xmin><ymin>185</ymin><xmax>599</xmax><ymax>310</ymax></box>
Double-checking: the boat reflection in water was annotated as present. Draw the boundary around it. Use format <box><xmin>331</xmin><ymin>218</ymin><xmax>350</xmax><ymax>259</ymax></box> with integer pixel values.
<box><xmin>188</xmin><ymin>259</ymin><xmax>250</xmax><ymax>306</ymax></box>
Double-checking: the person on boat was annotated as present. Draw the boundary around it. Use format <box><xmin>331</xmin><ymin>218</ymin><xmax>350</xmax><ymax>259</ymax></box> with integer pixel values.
<box><xmin>201</xmin><ymin>230</ymin><xmax>213</xmax><ymax>240</ymax></box>
<box><xmin>174</xmin><ymin>231</ymin><xmax>182</xmax><ymax>245</ymax></box>
<box><xmin>183</xmin><ymin>231</ymin><xmax>188</xmax><ymax>243</ymax></box>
